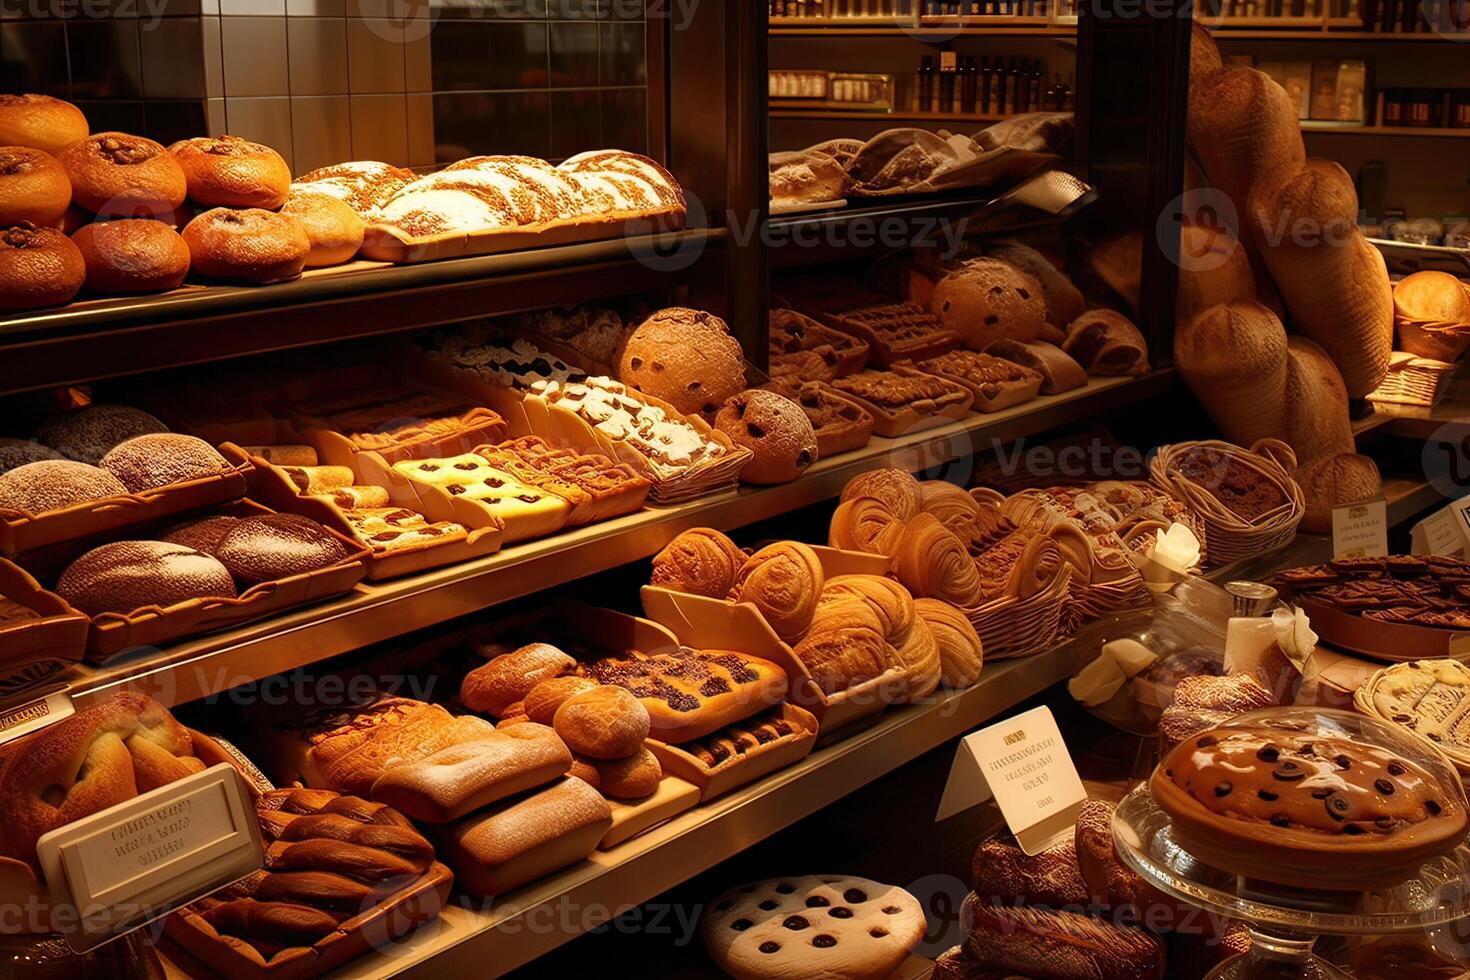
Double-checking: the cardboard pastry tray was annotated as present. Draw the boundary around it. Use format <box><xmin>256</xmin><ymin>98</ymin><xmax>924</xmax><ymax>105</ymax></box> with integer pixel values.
<box><xmin>646</xmin><ymin>703</ymin><xmax>819</xmax><ymax>803</ymax></box>
<box><xmin>823</xmin><ymin>365</ymin><xmax>975</xmax><ymax>438</ymax></box>
<box><xmin>0</xmin><ymin>561</ymin><xmax>88</xmax><ymax>701</ymax></box>
<box><xmin>249</xmin><ymin>452</ymin><xmax>504</xmax><ymax>581</ymax></box>
<box><xmin>163</xmin><ymin>860</ymin><xmax>454</xmax><ymax>980</ymax></box>
<box><xmin>0</xmin><ymin>443</ymin><xmax>254</xmax><ymax>556</ymax></box>
<box><xmin>818</xmin><ymin>314</ymin><xmax>962</xmax><ymax>368</ymax></box>
<box><xmin>600</xmin><ymin>775</ymin><xmax>701</xmax><ymax>850</ymax></box>
<box><xmin>5</xmin><ymin>499</ymin><xmax>371</xmax><ymax>663</ymax></box>
<box><xmin>359</xmin><ymin>208</ymin><xmax>687</xmax><ymax>263</ymax></box>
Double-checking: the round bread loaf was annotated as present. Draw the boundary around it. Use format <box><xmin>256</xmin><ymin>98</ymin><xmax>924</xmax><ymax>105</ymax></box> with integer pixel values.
<box><xmin>619</xmin><ymin>307</ymin><xmax>746</xmax><ymax>418</ymax></box>
<box><xmin>595</xmin><ymin>747</ymin><xmax>662</xmax><ymax>800</ymax></box>
<box><xmin>552</xmin><ymin>685</ymin><xmax>650</xmax><ymax>760</ymax></box>
<box><xmin>0</xmin><ymin>437</ymin><xmax>63</xmax><ymax>474</ymax></box>
<box><xmin>182</xmin><ymin>207</ymin><xmax>310</xmax><ymax>284</ymax></box>
<box><xmin>650</xmin><ymin>527</ymin><xmax>747</xmax><ymax>598</ymax></box>
<box><xmin>1395</xmin><ymin>271</ymin><xmax>1470</xmax><ymax>330</ymax></box>
<box><xmin>280</xmin><ymin>190</ymin><xmax>366</xmax><ymax>267</ymax></box>
<box><xmin>0</xmin><ymin>95</ymin><xmax>88</xmax><ymax>155</ymax></box>
<box><xmin>732</xmin><ymin>541</ymin><xmax>825</xmax><ymax>642</ymax></box>
<box><xmin>160</xmin><ymin>515</ymin><xmax>240</xmax><ymax>555</ymax></box>
<box><xmin>100</xmin><ymin>433</ymin><xmax>231</xmax><ymax>492</ymax></box>
<box><xmin>987</xmin><ymin>240</ymin><xmax>1086</xmax><ymax>328</ymax></box>
<box><xmin>56</xmin><ymin>540</ymin><xmax>237</xmax><ymax>615</ymax></box>
<box><xmin>58</xmin><ymin>133</ymin><xmax>187</xmax><ymax>219</ymax></box>
<box><xmin>169</xmin><ymin>136</ymin><xmax>291</xmax><ymax>209</ymax></box>
<box><xmin>72</xmin><ymin>219</ymin><xmax>190</xmax><ymax>293</ymax></box>
<box><xmin>32</xmin><ymin>403</ymin><xmax>168</xmax><ymax>464</ymax></box>
<box><xmin>523</xmin><ymin>676</ymin><xmax>599</xmax><ymax>726</ymax></box>
<box><xmin>0</xmin><ymin>147</ymin><xmax>71</xmax><ymax>227</ymax></box>
<box><xmin>0</xmin><ymin>459</ymin><xmax>126</xmax><ymax>514</ymax></box>
<box><xmin>460</xmin><ymin>642</ymin><xmax>576</xmax><ymax>717</ymax></box>
<box><xmin>0</xmin><ymin>222</ymin><xmax>85</xmax><ymax>311</ymax></box>
<box><xmin>931</xmin><ymin>259</ymin><xmax>1048</xmax><ymax>350</ymax></box>
<box><xmin>715</xmin><ymin>389</ymin><xmax>818</xmax><ymax>485</ymax></box>
<box><xmin>213</xmin><ymin>514</ymin><xmax>350</xmax><ymax>584</ymax></box>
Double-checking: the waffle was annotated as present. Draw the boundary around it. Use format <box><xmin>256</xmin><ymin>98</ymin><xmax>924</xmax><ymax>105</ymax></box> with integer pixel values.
<box><xmin>822</xmin><ymin>302</ymin><xmax>960</xmax><ymax>365</ymax></box>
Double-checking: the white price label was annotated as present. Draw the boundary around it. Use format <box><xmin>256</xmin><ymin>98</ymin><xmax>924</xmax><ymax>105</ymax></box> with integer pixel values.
<box><xmin>1331</xmin><ymin>497</ymin><xmax>1388</xmax><ymax>559</ymax></box>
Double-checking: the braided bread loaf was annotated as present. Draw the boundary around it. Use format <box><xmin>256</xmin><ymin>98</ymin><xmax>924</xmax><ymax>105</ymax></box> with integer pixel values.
<box><xmin>0</xmin><ymin>692</ymin><xmax>206</xmax><ymax>867</ymax></box>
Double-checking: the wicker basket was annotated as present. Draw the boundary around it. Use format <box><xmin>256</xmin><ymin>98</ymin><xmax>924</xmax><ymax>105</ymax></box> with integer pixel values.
<box><xmin>1150</xmin><ymin>439</ymin><xmax>1304</xmax><ymax>567</ymax></box>
<box><xmin>1065</xmin><ymin>572</ymin><xmax>1150</xmax><ymax>633</ymax></box>
<box><xmin>1354</xmin><ymin>659</ymin><xmax>1470</xmax><ymax>775</ymax></box>
<box><xmin>967</xmin><ymin>566</ymin><xmax>1072</xmax><ymax>660</ymax></box>
<box><xmin>1366</xmin><ymin>354</ymin><xmax>1458</xmax><ymax>408</ymax></box>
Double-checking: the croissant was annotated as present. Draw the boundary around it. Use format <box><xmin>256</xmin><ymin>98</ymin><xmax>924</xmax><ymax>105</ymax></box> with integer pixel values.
<box><xmin>1062</xmin><ymin>309</ymin><xmax>1149</xmax><ymax>377</ymax></box>
<box><xmin>792</xmin><ymin>598</ymin><xmax>893</xmax><ymax>695</ymax></box>
<box><xmin>1046</xmin><ymin>521</ymin><xmax>1095</xmax><ymax>588</ymax></box>
<box><xmin>1005</xmin><ymin>534</ymin><xmax>1066</xmax><ymax>599</ymax></box>
<box><xmin>914</xmin><ymin>598</ymin><xmax>984</xmax><ymax>688</ymax></box>
<box><xmin>839</xmin><ymin>468</ymin><xmax>923</xmax><ymax>520</ymax></box>
<box><xmin>651</xmin><ymin>527</ymin><xmax>747</xmax><ymax>598</ymax></box>
<box><xmin>819</xmin><ymin>574</ymin><xmax>917</xmax><ymax>642</ymax></box>
<box><xmin>732</xmin><ymin>541</ymin><xmax>825</xmax><ymax>642</ymax></box>
<box><xmin>893</xmin><ymin>513</ymin><xmax>984</xmax><ymax>608</ymax></box>
<box><xmin>829</xmin><ymin>494</ymin><xmax>906</xmax><ymax>556</ymax></box>
<box><xmin>891</xmin><ymin>615</ymin><xmax>942</xmax><ymax>702</ymax></box>
<box><xmin>917</xmin><ymin>480</ymin><xmax>998</xmax><ymax>554</ymax></box>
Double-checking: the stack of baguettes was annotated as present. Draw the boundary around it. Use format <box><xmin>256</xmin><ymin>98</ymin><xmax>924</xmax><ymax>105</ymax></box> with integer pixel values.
<box><xmin>1174</xmin><ymin>24</ymin><xmax>1389</xmax><ymax>532</ymax></box>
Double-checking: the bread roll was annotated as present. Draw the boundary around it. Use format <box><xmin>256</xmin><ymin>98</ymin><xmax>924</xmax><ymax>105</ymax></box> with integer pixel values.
<box><xmin>987</xmin><ymin>240</ymin><xmax>1086</xmax><ymax>328</ymax></box>
<box><xmin>1298</xmin><ymin>452</ymin><xmax>1381</xmax><ymax>534</ymax></box>
<box><xmin>0</xmin><ymin>458</ymin><xmax>125</xmax><ymax>514</ymax></box>
<box><xmin>963</xmin><ymin>900</ymin><xmax>1166</xmax><ymax>980</ymax></box>
<box><xmin>280</xmin><ymin>190</ymin><xmax>365</xmax><ymax>267</ymax></box>
<box><xmin>213</xmin><ymin>513</ymin><xmax>351</xmax><ymax>584</ymax></box>
<box><xmin>100</xmin><ymin>432</ymin><xmax>229</xmax><ymax>491</ymax></box>
<box><xmin>461</xmin><ymin>643</ymin><xmax>575</xmax><ymax>717</ymax></box>
<box><xmin>731</xmin><ymin>541</ymin><xmax>824</xmax><ymax>641</ymax></box>
<box><xmin>0</xmin><ymin>437</ymin><xmax>62</xmax><ymax>474</ymax></box>
<box><xmin>651</xmin><ymin>528</ymin><xmax>747</xmax><ymax>598</ymax></box>
<box><xmin>56</xmin><ymin>540</ymin><xmax>237</xmax><ymax>615</ymax></box>
<box><xmin>523</xmin><ymin>676</ymin><xmax>599</xmax><ymax>725</ymax></box>
<box><xmin>914</xmin><ymin>598</ymin><xmax>984</xmax><ymax>687</ymax></box>
<box><xmin>169</xmin><ymin>135</ymin><xmax>291</xmax><ymax>209</ymax></box>
<box><xmin>33</xmin><ymin>403</ymin><xmax>168</xmax><ymax>464</ymax></box>
<box><xmin>893</xmin><ymin>513</ymin><xmax>984</xmax><ymax>607</ymax></box>
<box><xmin>552</xmin><ymin>685</ymin><xmax>650</xmax><ymax>760</ymax></box>
<box><xmin>1248</xmin><ymin>161</ymin><xmax>1391</xmax><ymax>397</ymax></box>
<box><xmin>182</xmin><ymin>207</ymin><xmax>310</xmax><ymax>283</ymax></box>
<box><xmin>715</xmin><ymin>389</ymin><xmax>818</xmax><ymax>484</ymax></box>
<box><xmin>1062</xmin><ymin>309</ymin><xmax>1149</xmax><ymax>377</ymax></box>
<box><xmin>59</xmin><ymin>133</ymin><xmax>187</xmax><ymax>219</ymax></box>
<box><xmin>1282</xmin><ymin>336</ymin><xmax>1354</xmax><ymax>466</ymax></box>
<box><xmin>1188</xmin><ymin>68</ymin><xmax>1305</xmax><ymax>228</ymax></box>
<box><xmin>71</xmin><ymin>218</ymin><xmax>190</xmax><ymax>293</ymax></box>
<box><xmin>0</xmin><ymin>222</ymin><xmax>84</xmax><ymax>311</ymax></box>
<box><xmin>619</xmin><ymin>307</ymin><xmax>745</xmax><ymax>418</ymax></box>
<box><xmin>1174</xmin><ymin>302</ymin><xmax>1289</xmax><ymax>447</ymax></box>
<box><xmin>840</xmin><ymin>468</ymin><xmax>923</xmax><ymax>519</ymax></box>
<box><xmin>444</xmin><ymin>776</ymin><xmax>612</xmax><ymax>896</ymax></box>
<box><xmin>594</xmin><ymin>747</ymin><xmax>661</xmax><ymax>800</ymax></box>
<box><xmin>0</xmin><ymin>147</ymin><xmax>71</xmax><ymax>227</ymax></box>
<box><xmin>792</xmin><ymin>597</ymin><xmax>892</xmax><ymax>695</ymax></box>
<box><xmin>931</xmin><ymin>258</ymin><xmax>1048</xmax><ymax>350</ymax></box>
<box><xmin>0</xmin><ymin>94</ymin><xmax>88</xmax><ymax>155</ymax></box>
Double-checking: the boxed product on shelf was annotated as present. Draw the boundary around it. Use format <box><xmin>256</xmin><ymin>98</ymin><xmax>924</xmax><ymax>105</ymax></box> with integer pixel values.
<box><xmin>5</xmin><ymin>499</ymin><xmax>369</xmax><ymax>662</ymax></box>
<box><xmin>0</xmin><ymin>561</ymin><xmax>88</xmax><ymax>699</ymax></box>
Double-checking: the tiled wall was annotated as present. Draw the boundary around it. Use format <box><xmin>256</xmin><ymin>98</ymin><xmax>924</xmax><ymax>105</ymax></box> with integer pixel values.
<box><xmin>1</xmin><ymin>0</ymin><xmax>649</xmax><ymax>173</ymax></box>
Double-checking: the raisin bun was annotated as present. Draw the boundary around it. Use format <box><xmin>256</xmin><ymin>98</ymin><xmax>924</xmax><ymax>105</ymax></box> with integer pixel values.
<box><xmin>0</xmin><ymin>438</ymin><xmax>63</xmax><ymax>474</ymax></box>
<box><xmin>213</xmin><ymin>513</ymin><xmax>351</xmax><ymax>584</ymax></box>
<box><xmin>72</xmin><ymin>219</ymin><xmax>190</xmax><ymax>293</ymax></box>
<box><xmin>169</xmin><ymin>135</ymin><xmax>291</xmax><ymax>209</ymax></box>
<box><xmin>0</xmin><ymin>147</ymin><xmax>72</xmax><ymax>227</ymax></box>
<box><xmin>715</xmin><ymin>389</ymin><xmax>818</xmax><ymax>485</ymax></box>
<box><xmin>0</xmin><ymin>95</ymin><xmax>88</xmax><ymax>155</ymax></box>
<box><xmin>58</xmin><ymin>133</ymin><xmax>187</xmax><ymax>220</ymax></box>
<box><xmin>280</xmin><ymin>190</ymin><xmax>365</xmax><ymax>267</ymax></box>
<box><xmin>33</xmin><ymin>403</ymin><xmax>168</xmax><ymax>464</ymax></box>
<box><xmin>182</xmin><ymin>207</ymin><xmax>310</xmax><ymax>284</ymax></box>
<box><xmin>618</xmin><ymin>307</ymin><xmax>746</xmax><ymax>418</ymax></box>
<box><xmin>56</xmin><ymin>540</ymin><xmax>236</xmax><ymax>615</ymax></box>
<box><xmin>100</xmin><ymin>433</ymin><xmax>231</xmax><ymax>492</ymax></box>
<box><xmin>0</xmin><ymin>222</ymin><xmax>85</xmax><ymax>311</ymax></box>
<box><xmin>0</xmin><ymin>459</ymin><xmax>126</xmax><ymax>514</ymax></box>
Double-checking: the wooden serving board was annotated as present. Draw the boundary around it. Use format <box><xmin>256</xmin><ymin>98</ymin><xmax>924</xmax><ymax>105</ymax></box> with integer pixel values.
<box><xmin>360</xmin><ymin>210</ymin><xmax>687</xmax><ymax>263</ymax></box>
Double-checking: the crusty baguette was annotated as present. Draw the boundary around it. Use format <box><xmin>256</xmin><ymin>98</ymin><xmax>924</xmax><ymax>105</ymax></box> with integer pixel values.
<box><xmin>1188</xmin><ymin>67</ymin><xmax>1304</xmax><ymax>234</ymax></box>
<box><xmin>1173</xmin><ymin>302</ymin><xmax>1289</xmax><ymax>448</ymax></box>
<box><xmin>963</xmin><ymin>899</ymin><xmax>1166</xmax><ymax>980</ymax></box>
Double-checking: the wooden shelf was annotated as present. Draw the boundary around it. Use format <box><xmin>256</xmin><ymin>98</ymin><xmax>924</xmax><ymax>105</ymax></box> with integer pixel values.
<box><xmin>1301</xmin><ymin>122</ymin><xmax>1470</xmax><ymax>137</ymax></box>
<box><xmin>770</xmin><ymin>107</ymin><xmax>1013</xmax><ymax>121</ymax></box>
<box><xmin>769</xmin><ymin>17</ymin><xmax>1076</xmax><ymax>36</ymax></box>
<box><xmin>1213</xmin><ymin>28</ymin><xmax>1466</xmax><ymax>38</ymax></box>
<box><xmin>44</xmin><ymin>372</ymin><xmax>1173</xmax><ymax>715</ymax></box>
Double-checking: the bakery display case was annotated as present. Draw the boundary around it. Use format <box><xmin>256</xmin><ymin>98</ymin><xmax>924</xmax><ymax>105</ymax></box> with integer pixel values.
<box><xmin>0</xmin><ymin>1</ymin><xmax>1469</xmax><ymax>978</ymax></box>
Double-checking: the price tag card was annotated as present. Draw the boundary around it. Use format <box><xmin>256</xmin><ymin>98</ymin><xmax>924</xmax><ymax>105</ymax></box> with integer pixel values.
<box><xmin>0</xmin><ymin>691</ymin><xmax>74</xmax><ymax>746</ymax></box>
<box><xmin>1412</xmin><ymin>498</ymin><xmax>1470</xmax><ymax>557</ymax></box>
<box><xmin>1331</xmin><ymin>497</ymin><xmax>1388</xmax><ymax>559</ymax></box>
<box><xmin>935</xmin><ymin>706</ymin><xmax>1087</xmax><ymax>854</ymax></box>
<box><xmin>37</xmin><ymin>764</ymin><xmax>262</xmax><ymax>953</ymax></box>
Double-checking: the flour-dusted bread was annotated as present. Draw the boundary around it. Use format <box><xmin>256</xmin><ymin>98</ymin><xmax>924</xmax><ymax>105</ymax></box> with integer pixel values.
<box><xmin>701</xmin><ymin>875</ymin><xmax>926</xmax><ymax>980</ymax></box>
<box><xmin>1176</xmin><ymin>222</ymin><xmax>1258</xmax><ymax>324</ymax></box>
<box><xmin>1174</xmin><ymin>302</ymin><xmax>1288</xmax><ymax>448</ymax></box>
<box><xmin>1188</xmin><ymin>67</ymin><xmax>1304</xmax><ymax>231</ymax></box>
<box><xmin>1298</xmin><ymin>453</ymin><xmax>1382</xmax><ymax>534</ymax></box>
<box><xmin>1282</xmin><ymin>336</ymin><xmax>1355</xmax><ymax>466</ymax></box>
<box><xmin>1249</xmin><ymin>159</ymin><xmax>1391</xmax><ymax>398</ymax></box>
<box><xmin>1190</xmin><ymin>22</ymin><xmax>1223</xmax><ymax>88</ymax></box>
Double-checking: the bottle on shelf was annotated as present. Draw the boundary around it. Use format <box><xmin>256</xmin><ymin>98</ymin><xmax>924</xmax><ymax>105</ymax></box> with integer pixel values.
<box><xmin>918</xmin><ymin>55</ymin><xmax>937</xmax><ymax>113</ymax></box>
<box><xmin>939</xmin><ymin>50</ymin><xmax>958</xmax><ymax>113</ymax></box>
<box><xmin>1005</xmin><ymin>58</ymin><xmax>1020</xmax><ymax>115</ymax></box>
<box><xmin>960</xmin><ymin>55</ymin><xmax>979</xmax><ymax>114</ymax></box>
<box><xmin>980</xmin><ymin>57</ymin><xmax>994</xmax><ymax>114</ymax></box>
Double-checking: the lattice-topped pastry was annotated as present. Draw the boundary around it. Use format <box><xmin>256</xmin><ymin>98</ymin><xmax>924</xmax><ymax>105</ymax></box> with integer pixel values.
<box><xmin>822</xmin><ymin>301</ymin><xmax>961</xmax><ymax>365</ymax></box>
<box><xmin>770</xmin><ymin>307</ymin><xmax>869</xmax><ymax>377</ymax></box>
<box><xmin>763</xmin><ymin>379</ymin><xmax>874</xmax><ymax>458</ymax></box>
<box><xmin>1274</xmin><ymin>556</ymin><xmax>1470</xmax><ymax>630</ymax></box>
<box><xmin>1153</xmin><ymin>721</ymin><xmax>1469</xmax><ymax>887</ymax></box>
<box><xmin>829</xmin><ymin>365</ymin><xmax>972</xmax><ymax>437</ymax></box>
<box><xmin>918</xmin><ymin>349</ymin><xmax>1044</xmax><ymax>413</ymax></box>
<box><xmin>393</xmin><ymin>453</ymin><xmax>572</xmax><ymax>542</ymax></box>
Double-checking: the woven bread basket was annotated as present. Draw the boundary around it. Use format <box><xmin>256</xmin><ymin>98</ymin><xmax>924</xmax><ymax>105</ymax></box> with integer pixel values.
<box><xmin>1150</xmin><ymin>439</ymin><xmax>1305</xmax><ymax>567</ymax></box>
<box><xmin>967</xmin><ymin>565</ymin><xmax>1072</xmax><ymax>660</ymax></box>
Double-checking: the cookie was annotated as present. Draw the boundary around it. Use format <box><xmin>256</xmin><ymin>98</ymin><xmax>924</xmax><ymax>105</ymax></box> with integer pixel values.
<box><xmin>700</xmin><ymin>875</ymin><xmax>924</xmax><ymax>980</ymax></box>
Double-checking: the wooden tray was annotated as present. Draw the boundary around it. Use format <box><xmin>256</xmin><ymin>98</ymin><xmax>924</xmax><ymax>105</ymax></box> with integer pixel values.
<box><xmin>360</xmin><ymin>208</ymin><xmax>686</xmax><ymax>263</ymax></box>
<box><xmin>646</xmin><ymin>703</ymin><xmax>818</xmax><ymax>803</ymax></box>
<box><xmin>0</xmin><ymin>561</ymin><xmax>87</xmax><ymax>702</ymax></box>
<box><xmin>249</xmin><ymin>452</ymin><xmax>504</xmax><ymax>581</ymax></box>
<box><xmin>599</xmin><ymin>776</ymin><xmax>700</xmax><ymax>850</ymax></box>
<box><xmin>0</xmin><ymin>443</ymin><xmax>253</xmax><ymax>556</ymax></box>
<box><xmin>163</xmin><ymin>861</ymin><xmax>453</xmax><ymax>980</ymax></box>
<box><xmin>1284</xmin><ymin>592</ymin><xmax>1470</xmax><ymax>663</ymax></box>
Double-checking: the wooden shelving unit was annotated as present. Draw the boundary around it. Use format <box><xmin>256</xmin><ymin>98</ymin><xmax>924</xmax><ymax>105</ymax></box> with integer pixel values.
<box><xmin>1301</xmin><ymin>122</ymin><xmax>1470</xmax><ymax>137</ymax></box>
